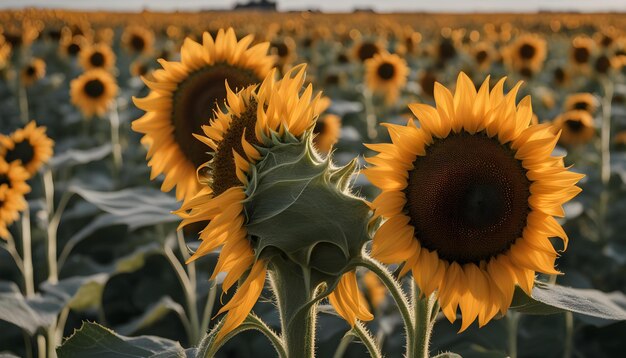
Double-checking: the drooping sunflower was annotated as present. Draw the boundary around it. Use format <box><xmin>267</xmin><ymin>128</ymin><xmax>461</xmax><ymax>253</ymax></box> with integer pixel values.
<box><xmin>176</xmin><ymin>66</ymin><xmax>372</xmax><ymax>341</ymax></box>
<box><xmin>552</xmin><ymin>110</ymin><xmax>595</xmax><ymax>147</ymax></box>
<box><xmin>122</xmin><ymin>25</ymin><xmax>155</xmax><ymax>55</ymax></box>
<box><xmin>132</xmin><ymin>28</ymin><xmax>274</xmax><ymax>202</ymax></box>
<box><xmin>364</xmin><ymin>52</ymin><xmax>409</xmax><ymax>105</ymax></box>
<box><xmin>70</xmin><ymin>69</ymin><xmax>118</xmax><ymax>118</ymax></box>
<box><xmin>0</xmin><ymin>159</ymin><xmax>31</xmax><ymax>239</ymax></box>
<box><xmin>313</xmin><ymin>114</ymin><xmax>341</xmax><ymax>154</ymax></box>
<box><xmin>0</xmin><ymin>121</ymin><xmax>54</xmax><ymax>177</ymax></box>
<box><xmin>564</xmin><ymin>93</ymin><xmax>597</xmax><ymax>115</ymax></box>
<box><xmin>20</xmin><ymin>58</ymin><xmax>46</xmax><ymax>87</ymax></box>
<box><xmin>505</xmin><ymin>34</ymin><xmax>547</xmax><ymax>75</ymax></box>
<box><xmin>78</xmin><ymin>42</ymin><xmax>116</xmax><ymax>71</ymax></box>
<box><xmin>363</xmin><ymin>72</ymin><xmax>583</xmax><ymax>331</ymax></box>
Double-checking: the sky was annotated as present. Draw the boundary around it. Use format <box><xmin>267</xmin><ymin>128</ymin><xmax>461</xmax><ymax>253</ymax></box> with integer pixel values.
<box><xmin>1</xmin><ymin>0</ymin><xmax>625</xmax><ymax>13</ymax></box>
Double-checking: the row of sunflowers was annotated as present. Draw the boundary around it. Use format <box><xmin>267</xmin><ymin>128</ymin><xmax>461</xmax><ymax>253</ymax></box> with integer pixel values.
<box><xmin>1</xmin><ymin>8</ymin><xmax>626</xmax><ymax>358</ymax></box>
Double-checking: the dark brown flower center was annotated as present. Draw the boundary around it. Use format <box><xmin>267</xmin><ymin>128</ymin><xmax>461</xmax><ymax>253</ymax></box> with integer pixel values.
<box><xmin>554</xmin><ymin>67</ymin><xmax>566</xmax><ymax>84</ymax></box>
<box><xmin>377</xmin><ymin>62</ymin><xmax>396</xmax><ymax>80</ymax></box>
<box><xmin>595</xmin><ymin>55</ymin><xmax>611</xmax><ymax>74</ymax></box>
<box><xmin>313</xmin><ymin>119</ymin><xmax>326</xmax><ymax>134</ymax></box>
<box><xmin>573</xmin><ymin>47</ymin><xmax>590</xmax><ymax>64</ymax></box>
<box><xmin>130</xmin><ymin>34</ymin><xmax>145</xmax><ymax>52</ymax></box>
<box><xmin>519</xmin><ymin>43</ymin><xmax>537</xmax><ymax>60</ymax></box>
<box><xmin>438</xmin><ymin>38</ymin><xmax>456</xmax><ymax>62</ymax></box>
<box><xmin>25</xmin><ymin>66</ymin><xmax>36</xmax><ymax>77</ymax></box>
<box><xmin>565</xmin><ymin>119</ymin><xmax>584</xmax><ymax>133</ymax></box>
<box><xmin>5</xmin><ymin>141</ymin><xmax>35</xmax><ymax>166</ymax></box>
<box><xmin>337</xmin><ymin>53</ymin><xmax>349</xmax><ymax>64</ymax></box>
<box><xmin>90</xmin><ymin>51</ymin><xmax>105</xmax><ymax>67</ymax></box>
<box><xmin>357</xmin><ymin>42</ymin><xmax>379</xmax><ymax>62</ymax></box>
<box><xmin>601</xmin><ymin>35</ymin><xmax>613</xmax><ymax>48</ymax></box>
<box><xmin>171</xmin><ymin>63</ymin><xmax>260</xmax><ymax>169</ymax></box>
<box><xmin>0</xmin><ymin>174</ymin><xmax>9</xmax><ymax>188</ymax></box>
<box><xmin>271</xmin><ymin>42</ymin><xmax>289</xmax><ymax>58</ymax></box>
<box><xmin>67</xmin><ymin>43</ymin><xmax>81</xmax><ymax>56</ymax></box>
<box><xmin>404</xmin><ymin>131</ymin><xmax>530</xmax><ymax>264</ymax></box>
<box><xmin>209</xmin><ymin>99</ymin><xmax>260</xmax><ymax>196</ymax></box>
<box><xmin>573</xmin><ymin>101</ymin><xmax>590</xmax><ymax>111</ymax></box>
<box><xmin>84</xmin><ymin>79</ymin><xmax>105</xmax><ymax>98</ymax></box>
<box><xmin>420</xmin><ymin>72</ymin><xmax>436</xmax><ymax>98</ymax></box>
<box><xmin>475</xmin><ymin>50</ymin><xmax>488</xmax><ymax>64</ymax></box>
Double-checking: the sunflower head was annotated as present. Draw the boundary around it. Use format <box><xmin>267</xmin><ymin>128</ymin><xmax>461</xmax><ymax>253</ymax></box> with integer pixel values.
<box><xmin>553</xmin><ymin>110</ymin><xmax>595</xmax><ymax>147</ymax></box>
<box><xmin>364</xmin><ymin>52</ymin><xmax>409</xmax><ymax>105</ymax></box>
<box><xmin>313</xmin><ymin>114</ymin><xmax>342</xmax><ymax>154</ymax></box>
<box><xmin>505</xmin><ymin>34</ymin><xmax>547</xmax><ymax>74</ymax></box>
<box><xmin>364</xmin><ymin>72</ymin><xmax>583</xmax><ymax>331</ymax></box>
<box><xmin>564</xmin><ymin>93</ymin><xmax>597</xmax><ymax>115</ymax></box>
<box><xmin>122</xmin><ymin>26</ymin><xmax>155</xmax><ymax>55</ymax></box>
<box><xmin>132</xmin><ymin>28</ymin><xmax>274</xmax><ymax>202</ymax></box>
<box><xmin>571</xmin><ymin>36</ymin><xmax>595</xmax><ymax>66</ymax></box>
<box><xmin>70</xmin><ymin>69</ymin><xmax>118</xmax><ymax>118</ymax></box>
<box><xmin>0</xmin><ymin>121</ymin><xmax>54</xmax><ymax>177</ymax></box>
<box><xmin>21</xmin><ymin>58</ymin><xmax>46</xmax><ymax>87</ymax></box>
<box><xmin>78</xmin><ymin>43</ymin><xmax>116</xmax><ymax>71</ymax></box>
<box><xmin>176</xmin><ymin>66</ymin><xmax>372</xmax><ymax>341</ymax></box>
<box><xmin>353</xmin><ymin>40</ymin><xmax>382</xmax><ymax>62</ymax></box>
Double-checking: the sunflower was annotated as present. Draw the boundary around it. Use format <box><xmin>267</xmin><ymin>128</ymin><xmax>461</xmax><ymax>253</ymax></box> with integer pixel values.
<box><xmin>552</xmin><ymin>66</ymin><xmax>569</xmax><ymax>87</ymax></box>
<box><xmin>364</xmin><ymin>52</ymin><xmax>409</xmax><ymax>105</ymax></box>
<box><xmin>132</xmin><ymin>28</ymin><xmax>274</xmax><ymax>202</ymax></box>
<box><xmin>0</xmin><ymin>121</ymin><xmax>54</xmax><ymax>177</ymax></box>
<box><xmin>59</xmin><ymin>35</ymin><xmax>86</xmax><ymax>58</ymax></box>
<box><xmin>472</xmin><ymin>42</ymin><xmax>495</xmax><ymax>70</ymax></box>
<box><xmin>593</xmin><ymin>53</ymin><xmax>619</xmax><ymax>75</ymax></box>
<box><xmin>129</xmin><ymin>59</ymin><xmax>151</xmax><ymax>77</ymax></box>
<box><xmin>78</xmin><ymin>43</ymin><xmax>116</xmax><ymax>71</ymax></box>
<box><xmin>122</xmin><ymin>25</ymin><xmax>155</xmax><ymax>55</ymax></box>
<box><xmin>564</xmin><ymin>93</ymin><xmax>597</xmax><ymax>115</ymax></box>
<box><xmin>313</xmin><ymin>114</ymin><xmax>341</xmax><ymax>154</ymax></box>
<box><xmin>70</xmin><ymin>69</ymin><xmax>118</xmax><ymax>118</ymax></box>
<box><xmin>176</xmin><ymin>65</ymin><xmax>371</xmax><ymax>341</ymax></box>
<box><xmin>352</xmin><ymin>40</ymin><xmax>382</xmax><ymax>62</ymax></box>
<box><xmin>363</xmin><ymin>72</ymin><xmax>583</xmax><ymax>331</ymax></box>
<box><xmin>570</xmin><ymin>36</ymin><xmax>595</xmax><ymax>69</ymax></box>
<box><xmin>419</xmin><ymin>70</ymin><xmax>437</xmax><ymax>98</ymax></box>
<box><xmin>20</xmin><ymin>58</ymin><xmax>46</xmax><ymax>87</ymax></box>
<box><xmin>0</xmin><ymin>159</ymin><xmax>31</xmax><ymax>239</ymax></box>
<box><xmin>505</xmin><ymin>34</ymin><xmax>547</xmax><ymax>75</ymax></box>
<box><xmin>270</xmin><ymin>37</ymin><xmax>296</xmax><ymax>69</ymax></box>
<box><xmin>552</xmin><ymin>110</ymin><xmax>595</xmax><ymax>147</ymax></box>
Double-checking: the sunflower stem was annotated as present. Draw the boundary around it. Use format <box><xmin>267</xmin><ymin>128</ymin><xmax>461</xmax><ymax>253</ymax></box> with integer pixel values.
<box><xmin>563</xmin><ymin>311</ymin><xmax>574</xmax><ymax>358</ymax></box>
<box><xmin>200</xmin><ymin>280</ymin><xmax>218</xmax><ymax>336</ymax></box>
<box><xmin>109</xmin><ymin>100</ymin><xmax>123</xmax><ymax>179</ymax></box>
<box><xmin>507</xmin><ymin>311</ymin><xmax>520</xmax><ymax>358</ymax></box>
<box><xmin>332</xmin><ymin>333</ymin><xmax>354</xmax><ymax>358</ymax></box>
<box><xmin>600</xmin><ymin>78</ymin><xmax>613</xmax><ymax>187</ymax></box>
<box><xmin>353</xmin><ymin>321</ymin><xmax>384</xmax><ymax>358</ymax></box>
<box><xmin>36</xmin><ymin>334</ymin><xmax>45</xmax><ymax>358</ymax></box>
<box><xmin>18</xmin><ymin>80</ymin><xmax>29</xmax><ymax>124</ymax></box>
<box><xmin>411</xmin><ymin>282</ymin><xmax>437</xmax><ymax>358</ymax></box>
<box><xmin>362</xmin><ymin>88</ymin><xmax>378</xmax><ymax>140</ymax></box>
<box><xmin>21</xmin><ymin>205</ymin><xmax>35</xmax><ymax>297</ymax></box>
<box><xmin>43</xmin><ymin>168</ymin><xmax>58</xmax><ymax>284</ymax></box>
<box><xmin>269</xmin><ymin>257</ymin><xmax>317</xmax><ymax>358</ymax></box>
<box><xmin>358</xmin><ymin>254</ymin><xmax>415</xmax><ymax>354</ymax></box>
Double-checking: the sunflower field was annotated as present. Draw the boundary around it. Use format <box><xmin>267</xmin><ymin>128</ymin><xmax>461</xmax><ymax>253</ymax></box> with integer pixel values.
<box><xmin>1</xmin><ymin>8</ymin><xmax>626</xmax><ymax>358</ymax></box>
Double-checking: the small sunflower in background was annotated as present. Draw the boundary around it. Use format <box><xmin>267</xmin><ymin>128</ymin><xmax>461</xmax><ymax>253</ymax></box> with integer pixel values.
<box><xmin>553</xmin><ymin>110</ymin><xmax>596</xmax><ymax>146</ymax></box>
<box><xmin>471</xmin><ymin>42</ymin><xmax>495</xmax><ymax>71</ymax></box>
<box><xmin>363</xmin><ymin>271</ymin><xmax>386</xmax><ymax>310</ymax></box>
<box><xmin>20</xmin><ymin>58</ymin><xmax>46</xmax><ymax>87</ymax></box>
<box><xmin>59</xmin><ymin>35</ymin><xmax>86</xmax><ymax>58</ymax></box>
<box><xmin>352</xmin><ymin>39</ymin><xmax>382</xmax><ymax>63</ymax></box>
<box><xmin>365</xmin><ymin>52</ymin><xmax>409</xmax><ymax>105</ymax></box>
<box><xmin>313</xmin><ymin>114</ymin><xmax>341</xmax><ymax>154</ymax></box>
<box><xmin>570</xmin><ymin>36</ymin><xmax>595</xmax><ymax>70</ymax></box>
<box><xmin>0</xmin><ymin>159</ymin><xmax>31</xmax><ymax>239</ymax></box>
<box><xmin>129</xmin><ymin>59</ymin><xmax>151</xmax><ymax>77</ymax></box>
<box><xmin>122</xmin><ymin>25</ymin><xmax>155</xmax><ymax>55</ymax></box>
<box><xmin>419</xmin><ymin>70</ymin><xmax>438</xmax><ymax>98</ymax></box>
<box><xmin>363</xmin><ymin>73</ymin><xmax>583</xmax><ymax>331</ymax></box>
<box><xmin>552</xmin><ymin>66</ymin><xmax>569</xmax><ymax>87</ymax></box>
<box><xmin>564</xmin><ymin>93</ymin><xmax>597</xmax><ymax>115</ymax></box>
<box><xmin>505</xmin><ymin>33</ymin><xmax>547</xmax><ymax>76</ymax></box>
<box><xmin>0</xmin><ymin>121</ymin><xmax>54</xmax><ymax>177</ymax></box>
<box><xmin>593</xmin><ymin>53</ymin><xmax>620</xmax><ymax>76</ymax></box>
<box><xmin>132</xmin><ymin>28</ymin><xmax>274</xmax><ymax>202</ymax></box>
<box><xmin>78</xmin><ymin>43</ymin><xmax>116</xmax><ymax>71</ymax></box>
<box><xmin>433</xmin><ymin>35</ymin><xmax>458</xmax><ymax>67</ymax></box>
<box><xmin>270</xmin><ymin>37</ymin><xmax>296</xmax><ymax>70</ymax></box>
<box><xmin>176</xmin><ymin>66</ymin><xmax>372</xmax><ymax>341</ymax></box>
<box><xmin>70</xmin><ymin>69</ymin><xmax>118</xmax><ymax>118</ymax></box>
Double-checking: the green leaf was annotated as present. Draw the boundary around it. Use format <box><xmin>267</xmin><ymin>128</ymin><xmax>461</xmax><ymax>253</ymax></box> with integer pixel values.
<box><xmin>0</xmin><ymin>292</ymin><xmax>65</xmax><ymax>334</ymax></box>
<box><xmin>510</xmin><ymin>282</ymin><xmax>626</xmax><ymax>321</ymax></box>
<box><xmin>57</xmin><ymin>322</ymin><xmax>186</xmax><ymax>358</ymax></box>
<box><xmin>116</xmin><ymin>296</ymin><xmax>186</xmax><ymax>336</ymax></box>
<box><xmin>40</xmin><ymin>274</ymin><xmax>108</xmax><ymax>311</ymax></box>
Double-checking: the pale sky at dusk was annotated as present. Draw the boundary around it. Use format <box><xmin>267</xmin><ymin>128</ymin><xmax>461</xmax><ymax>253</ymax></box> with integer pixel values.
<box><xmin>1</xmin><ymin>0</ymin><xmax>625</xmax><ymax>13</ymax></box>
